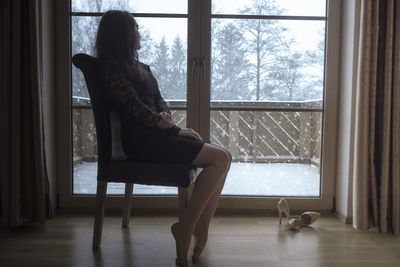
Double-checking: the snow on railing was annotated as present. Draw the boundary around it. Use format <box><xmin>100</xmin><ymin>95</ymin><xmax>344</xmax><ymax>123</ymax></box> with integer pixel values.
<box><xmin>72</xmin><ymin>96</ymin><xmax>323</xmax><ymax>109</ymax></box>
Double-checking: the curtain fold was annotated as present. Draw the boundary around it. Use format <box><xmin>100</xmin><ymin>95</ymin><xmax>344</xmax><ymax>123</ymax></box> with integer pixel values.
<box><xmin>353</xmin><ymin>0</ymin><xmax>400</xmax><ymax>234</ymax></box>
<box><xmin>1</xmin><ymin>0</ymin><xmax>53</xmax><ymax>227</ymax></box>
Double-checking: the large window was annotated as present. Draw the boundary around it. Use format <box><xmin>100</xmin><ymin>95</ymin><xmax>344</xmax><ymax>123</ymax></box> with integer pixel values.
<box><xmin>64</xmin><ymin>0</ymin><xmax>338</xmax><ymax>209</ymax></box>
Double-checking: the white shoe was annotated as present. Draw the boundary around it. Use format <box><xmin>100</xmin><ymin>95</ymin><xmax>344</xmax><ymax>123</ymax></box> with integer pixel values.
<box><xmin>287</xmin><ymin>218</ymin><xmax>302</xmax><ymax>230</ymax></box>
<box><xmin>288</xmin><ymin>212</ymin><xmax>321</xmax><ymax>230</ymax></box>
<box><xmin>277</xmin><ymin>198</ymin><xmax>291</xmax><ymax>224</ymax></box>
<box><xmin>299</xmin><ymin>212</ymin><xmax>321</xmax><ymax>226</ymax></box>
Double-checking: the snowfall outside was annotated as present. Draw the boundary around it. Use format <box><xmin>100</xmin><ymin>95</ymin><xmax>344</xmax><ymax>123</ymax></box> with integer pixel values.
<box><xmin>71</xmin><ymin>0</ymin><xmax>325</xmax><ymax>196</ymax></box>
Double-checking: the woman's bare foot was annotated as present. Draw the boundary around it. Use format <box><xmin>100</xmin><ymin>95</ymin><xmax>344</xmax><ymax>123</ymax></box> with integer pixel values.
<box><xmin>171</xmin><ymin>222</ymin><xmax>190</xmax><ymax>267</ymax></box>
<box><xmin>192</xmin><ymin>222</ymin><xmax>208</xmax><ymax>263</ymax></box>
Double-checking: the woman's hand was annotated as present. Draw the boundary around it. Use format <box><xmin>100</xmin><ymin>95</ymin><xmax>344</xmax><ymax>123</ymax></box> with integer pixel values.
<box><xmin>178</xmin><ymin>128</ymin><xmax>202</xmax><ymax>140</ymax></box>
<box><xmin>160</xmin><ymin>111</ymin><xmax>174</xmax><ymax>124</ymax></box>
<box><xmin>157</xmin><ymin>113</ymin><xmax>174</xmax><ymax>128</ymax></box>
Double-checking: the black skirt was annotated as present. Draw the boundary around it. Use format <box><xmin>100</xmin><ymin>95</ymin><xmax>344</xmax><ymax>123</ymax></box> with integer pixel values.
<box><xmin>121</xmin><ymin>121</ymin><xmax>208</xmax><ymax>165</ymax></box>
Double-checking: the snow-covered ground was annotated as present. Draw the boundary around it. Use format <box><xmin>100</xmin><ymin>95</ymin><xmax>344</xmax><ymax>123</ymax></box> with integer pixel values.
<box><xmin>74</xmin><ymin>162</ymin><xmax>320</xmax><ymax>196</ymax></box>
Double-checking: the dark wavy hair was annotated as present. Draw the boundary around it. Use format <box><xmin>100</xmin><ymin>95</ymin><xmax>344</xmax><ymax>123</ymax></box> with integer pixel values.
<box><xmin>95</xmin><ymin>10</ymin><xmax>145</xmax><ymax>79</ymax></box>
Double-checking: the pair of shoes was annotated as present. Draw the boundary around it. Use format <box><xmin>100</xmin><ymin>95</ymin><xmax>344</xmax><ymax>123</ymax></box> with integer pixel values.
<box><xmin>287</xmin><ymin>212</ymin><xmax>321</xmax><ymax>230</ymax></box>
<box><xmin>277</xmin><ymin>198</ymin><xmax>321</xmax><ymax>229</ymax></box>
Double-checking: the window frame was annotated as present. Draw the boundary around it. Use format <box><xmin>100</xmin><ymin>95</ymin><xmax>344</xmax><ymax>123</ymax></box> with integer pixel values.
<box><xmin>56</xmin><ymin>0</ymin><xmax>341</xmax><ymax>211</ymax></box>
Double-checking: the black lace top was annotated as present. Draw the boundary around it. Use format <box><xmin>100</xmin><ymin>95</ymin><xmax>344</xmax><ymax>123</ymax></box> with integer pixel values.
<box><xmin>103</xmin><ymin>61</ymin><xmax>181</xmax><ymax>135</ymax></box>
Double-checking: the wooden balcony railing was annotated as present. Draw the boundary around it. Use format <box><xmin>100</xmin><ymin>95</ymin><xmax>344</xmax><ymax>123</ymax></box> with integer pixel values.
<box><xmin>72</xmin><ymin>97</ymin><xmax>323</xmax><ymax>166</ymax></box>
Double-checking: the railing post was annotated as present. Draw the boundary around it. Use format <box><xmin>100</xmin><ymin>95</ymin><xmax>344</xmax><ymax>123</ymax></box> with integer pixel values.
<box><xmin>311</xmin><ymin>112</ymin><xmax>322</xmax><ymax>165</ymax></box>
<box><xmin>81</xmin><ymin>109</ymin><xmax>97</xmax><ymax>160</ymax></box>
<box><xmin>299</xmin><ymin>112</ymin><xmax>312</xmax><ymax>161</ymax></box>
<box><xmin>72</xmin><ymin>109</ymin><xmax>82</xmax><ymax>162</ymax></box>
<box><xmin>252</xmin><ymin>111</ymin><xmax>257</xmax><ymax>162</ymax></box>
<box><xmin>228</xmin><ymin>111</ymin><xmax>239</xmax><ymax>159</ymax></box>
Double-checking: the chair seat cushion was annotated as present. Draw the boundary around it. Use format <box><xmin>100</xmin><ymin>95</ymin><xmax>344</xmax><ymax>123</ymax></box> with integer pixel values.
<box><xmin>103</xmin><ymin>161</ymin><xmax>202</xmax><ymax>188</ymax></box>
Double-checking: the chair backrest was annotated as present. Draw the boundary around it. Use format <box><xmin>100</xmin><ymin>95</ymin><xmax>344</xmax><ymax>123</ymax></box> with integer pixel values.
<box><xmin>72</xmin><ymin>54</ymin><xmax>115</xmax><ymax>176</ymax></box>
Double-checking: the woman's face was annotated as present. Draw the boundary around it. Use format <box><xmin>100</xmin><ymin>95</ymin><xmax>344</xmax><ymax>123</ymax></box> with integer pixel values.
<box><xmin>134</xmin><ymin>22</ymin><xmax>141</xmax><ymax>50</ymax></box>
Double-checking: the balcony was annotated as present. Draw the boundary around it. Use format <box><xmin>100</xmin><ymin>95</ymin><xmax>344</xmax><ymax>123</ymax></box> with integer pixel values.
<box><xmin>72</xmin><ymin>97</ymin><xmax>322</xmax><ymax>196</ymax></box>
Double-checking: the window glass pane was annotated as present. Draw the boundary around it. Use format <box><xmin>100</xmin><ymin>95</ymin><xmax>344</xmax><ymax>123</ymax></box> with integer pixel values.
<box><xmin>212</xmin><ymin>0</ymin><xmax>326</xmax><ymax>16</ymax></box>
<box><xmin>211</xmin><ymin>19</ymin><xmax>325</xmax><ymax>103</ymax></box>
<box><xmin>210</xmin><ymin>1</ymin><xmax>325</xmax><ymax>197</ymax></box>
<box><xmin>71</xmin><ymin>0</ymin><xmax>187</xmax><ymax>14</ymax></box>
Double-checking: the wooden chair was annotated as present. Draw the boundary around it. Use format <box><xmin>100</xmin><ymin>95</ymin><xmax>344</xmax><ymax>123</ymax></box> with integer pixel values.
<box><xmin>72</xmin><ymin>53</ymin><xmax>200</xmax><ymax>249</ymax></box>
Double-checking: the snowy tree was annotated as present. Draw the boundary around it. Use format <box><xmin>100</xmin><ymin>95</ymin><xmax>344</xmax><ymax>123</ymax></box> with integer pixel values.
<box><xmin>210</xmin><ymin>18</ymin><xmax>221</xmax><ymax>97</ymax></box>
<box><xmin>212</xmin><ymin>22</ymin><xmax>252</xmax><ymax>100</ymax></box>
<box><xmin>151</xmin><ymin>36</ymin><xmax>171</xmax><ymax>98</ymax></box>
<box><xmin>268</xmin><ymin>51</ymin><xmax>305</xmax><ymax>100</ymax></box>
<box><xmin>72</xmin><ymin>0</ymin><xmax>131</xmax><ymax>99</ymax></box>
<box><xmin>302</xmin><ymin>36</ymin><xmax>325</xmax><ymax>101</ymax></box>
<box><xmin>137</xmin><ymin>28</ymin><xmax>156</xmax><ymax>65</ymax></box>
<box><xmin>71</xmin><ymin>13</ymin><xmax>100</xmax><ymax>99</ymax></box>
<box><xmin>238</xmin><ymin>0</ymin><xmax>289</xmax><ymax>100</ymax></box>
<box><xmin>168</xmin><ymin>35</ymin><xmax>186</xmax><ymax>100</ymax></box>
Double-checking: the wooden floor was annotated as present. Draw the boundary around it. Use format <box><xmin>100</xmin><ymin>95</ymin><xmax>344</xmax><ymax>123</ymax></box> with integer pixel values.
<box><xmin>1</xmin><ymin>213</ymin><xmax>400</xmax><ymax>267</ymax></box>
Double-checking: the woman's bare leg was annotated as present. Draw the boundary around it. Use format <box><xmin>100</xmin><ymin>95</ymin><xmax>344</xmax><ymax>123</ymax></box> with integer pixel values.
<box><xmin>192</xmin><ymin>144</ymin><xmax>232</xmax><ymax>262</ymax></box>
<box><xmin>171</xmin><ymin>143</ymin><xmax>230</xmax><ymax>266</ymax></box>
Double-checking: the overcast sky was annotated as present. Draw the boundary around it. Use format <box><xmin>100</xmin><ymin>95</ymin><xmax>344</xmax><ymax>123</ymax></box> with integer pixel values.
<box><xmin>72</xmin><ymin>0</ymin><xmax>326</xmax><ymax>49</ymax></box>
<box><xmin>72</xmin><ymin>0</ymin><xmax>325</xmax><ymax>15</ymax></box>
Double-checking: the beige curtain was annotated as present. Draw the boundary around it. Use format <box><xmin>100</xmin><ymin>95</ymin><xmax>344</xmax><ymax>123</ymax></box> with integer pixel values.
<box><xmin>353</xmin><ymin>0</ymin><xmax>400</xmax><ymax>234</ymax></box>
<box><xmin>0</xmin><ymin>0</ymin><xmax>54</xmax><ymax>227</ymax></box>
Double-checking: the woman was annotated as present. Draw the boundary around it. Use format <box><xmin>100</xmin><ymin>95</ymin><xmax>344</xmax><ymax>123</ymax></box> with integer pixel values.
<box><xmin>95</xmin><ymin>10</ymin><xmax>232</xmax><ymax>266</ymax></box>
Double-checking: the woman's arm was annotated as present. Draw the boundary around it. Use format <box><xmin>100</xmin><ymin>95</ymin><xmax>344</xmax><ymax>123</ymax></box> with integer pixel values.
<box><xmin>154</xmin><ymin>90</ymin><xmax>181</xmax><ymax>135</ymax></box>
<box><xmin>156</xmin><ymin>93</ymin><xmax>171</xmax><ymax>115</ymax></box>
<box><xmin>105</xmin><ymin>66</ymin><xmax>181</xmax><ymax>135</ymax></box>
<box><xmin>105</xmin><ymin>68</ymin><xmax>163</xmax><ymax>127</ymax></box>
<box><xmin>145</xmin><ymin>65</ymin><xmax>181</xmax><ymax>135</ymax></box>
<box><xmin>146</xmin><ymin>65</ymin><xmax>171</xmax><ymax>115</ymax></box>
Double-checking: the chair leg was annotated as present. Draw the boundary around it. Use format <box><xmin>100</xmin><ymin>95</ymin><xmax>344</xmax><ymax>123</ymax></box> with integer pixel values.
<box><xmin>188</xmin><ymin>183</ymin><xmax>194</xmax><ymax>199</ymax></box>
<box><xmin>122</xmin><ymin>183</ymin><xmax>134</xmax><ymax>228</ymax></box>
<box><xmin>178</xmin><ymin>187</ymin><xmax>190</xmax><ymax>222</ymax></box>
<box><xmin>93</xmin><ymin>181</ymin><xmax>107</xmax><ymax>249</ymax></box>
